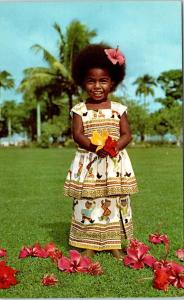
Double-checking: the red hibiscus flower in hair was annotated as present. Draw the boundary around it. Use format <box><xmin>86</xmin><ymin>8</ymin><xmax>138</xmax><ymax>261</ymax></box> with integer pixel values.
<box><xmin>41</xmin><ymin>274</ymin><xmax>58</xmax><ymax>286</ymax></box>
<box><xmin>104</xmin><ymin>47</ymin><xmax>125</xmax><ymax>65</ymax></box>
<box><xmin>103</xmin><ymin>136</ymin><xmax>118</xmax><ymax>157</ymax></box>
<box><xmin>0</xmin><ymin>261</ymin><xmax>18</xmax><ymax>289</ymax></box>
<box><xmin>124</xmin><ymin>239</ymin><xmax>156</xmax><ymax>269</ymax></box>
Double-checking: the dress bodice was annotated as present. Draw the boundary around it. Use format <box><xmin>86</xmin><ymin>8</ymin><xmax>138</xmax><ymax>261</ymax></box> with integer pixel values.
<box><xmin>71</xmin><ymin>101</ymin><xmax>127</xmax><ymax>141</ymax></box>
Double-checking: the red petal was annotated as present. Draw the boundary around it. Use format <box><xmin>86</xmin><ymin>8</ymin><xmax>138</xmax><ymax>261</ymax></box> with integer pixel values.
<box><xmin>18</xmin><ymin>247</ymin><xmax>32</xmax><ymax>258</ymax></box>
<box><xmin>41</xmin><ymin>274</ymin><xmax>58</xmax><ymax>286</ymax></box>
<box><xmin>0</xmin><ymin>249</ymin><xmax>7</xmax><ymax>257</ymax></box>
<box><xmin>169</xmin><ymin>261</ymin><xmax>184</xmax><ymax>274</ymax></box>
<box><xmin>58</xmin><ymin>257</ymin><xmax>73</xmax><ymax>272</ymax></box>
<box><xmin>126</xmin><ymin>248</ymin><xmax>138</xmax><ymax>260</ymax></box>
<box><xmin>45</xmin><ymin>243</ymin><xmax>56</xmax><ymax>253</ymax></box>
<box><xmin>124</xmin><ymin>255</ymin><xmax>144</xmax><ymax>269</ymax></box>
<box><xmin>69</xmin><ymin>250</ymin><xmax>81</xmax><ymax>265</ymax></box>
<box><xmin>143</xmin><ymin>255</ymin><xmax>157</xmax><ymax>268</ymax></box>
<box><xmin>103</xmin><ymin>136</ymin><xmax>117</xmax><ymax>157</ymax></box>
<box><xmin>77</xmin><ymin>256</ymin><xmax>92</xmax><ymax>272</ymax></box>
<box><xmin>153</xmin><ymin>269</ymin><xmax>170</xmax><ymax>291</ymax></box>
<box><xmin>136</xmin><ymin>244</ymin><xmax>149</xmax><ymax>259</ymax></box>
<box><xmin>0</xmin><ymin>262</ymin><xmax>18</xmax><ymax>289</ymax></box>
<box><xmin>32</xmin><ymin>244</ymin><xmax>48</xmax><ymax>258</ymax></box>
<box><xmin>87</xmin><ymin>262</ymin><xmax>103</xmax><ymax>275</ymax></box>
<box><xmin>149</xmin><ymin>233</ymin><xmax>169</xmax><ymax>245</ymax></box>
<box><xmin>49</xmin><ymin>249</ymin><xmax>63</xmax><ymax>264</ymax></box>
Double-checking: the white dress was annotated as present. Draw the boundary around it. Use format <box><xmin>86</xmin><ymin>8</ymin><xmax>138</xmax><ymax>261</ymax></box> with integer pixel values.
<box><xmin>64</xmin><ymin>101</ymin><xmax>138</xmax><ymax>251</ymax></box>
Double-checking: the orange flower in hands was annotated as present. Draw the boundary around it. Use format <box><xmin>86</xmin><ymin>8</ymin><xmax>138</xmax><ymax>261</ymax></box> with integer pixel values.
<box><xmin>90</xmin><ymin>130</ymin><xmax>118</xmax><ymax>157</ymax></box>
<box><xmin>90</xmin><ymin>130</ymin><xmax>109</xmax><ymax>152</ymax></box>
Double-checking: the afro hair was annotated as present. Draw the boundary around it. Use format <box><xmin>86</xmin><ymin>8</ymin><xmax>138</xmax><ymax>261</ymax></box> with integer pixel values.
<box><xmin>72</xmin><ymin>43</ymin><xmax>126</xmax><ymax>90</ymax></box>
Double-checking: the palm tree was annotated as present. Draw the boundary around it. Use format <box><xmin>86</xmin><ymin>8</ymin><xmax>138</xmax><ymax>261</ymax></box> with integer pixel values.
<box><xmin>2</xmin><ymin>100</ymin><xmax>17</xmax><ymax>141</ymax></box>
<box><xmin>17</xmin><ymin>69</ymin><xmax>51</xmax><ymax>142</ymax></box>
<box><xmin>18</xmin><ymin>20</ymin><xmax>97</xmax><ymax>140</ymax></box>
<box><xmin>0</xmin><ymin>71</ymin><xmax>14</xmax><ymax>120</ymax></box>
<box><xmin>61</xmin><ymin>20</ymin><xmax>97</xmax><ymax>72</ymax></box>
<box><xmin>30</xmin><ymin>20</ymin><xmax>97</xmax><ymax>136</ymax></box>
<box><xmin>133</xmin><ymin>74</ymin><xmax>157</xmax><ymax>106</ymax></box>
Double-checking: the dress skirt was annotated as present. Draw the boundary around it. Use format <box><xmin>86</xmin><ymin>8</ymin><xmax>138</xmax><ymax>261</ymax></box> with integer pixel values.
<box><xmin>69</xmin><ymin>195</ymin><xmax>133</xmax><ymax>251</ymax></box>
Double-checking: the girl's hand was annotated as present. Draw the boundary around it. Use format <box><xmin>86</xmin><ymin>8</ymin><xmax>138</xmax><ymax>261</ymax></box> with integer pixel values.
<box><xmin>89</xmin><ymin>143</ymin><xmax>97</xmax><ymax>153</ymax></box>
<box><xmin>114</xmin><ymin>145</ymin><xmax>120</xmax><ymax>156</ymax></box>
<box><xmin>96</xmin><ymin>148</ymin><xmax>109</xmax><ymax>158</ymax></box>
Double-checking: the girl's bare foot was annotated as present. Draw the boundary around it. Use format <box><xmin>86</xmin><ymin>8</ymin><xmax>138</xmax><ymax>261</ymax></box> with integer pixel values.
<box><xmin>81</xmin><ymin>249</ymin><xmax>96</xmax><ymax>258</ymax></box>
<box><xmin>111</xmin><ymin>249</ymin><xmax>124</xmax><ymax>260</ymax></box>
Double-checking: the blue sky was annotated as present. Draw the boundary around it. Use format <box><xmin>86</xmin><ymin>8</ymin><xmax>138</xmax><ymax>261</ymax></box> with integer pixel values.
<box><xmin>0</xmin><ymin>0</ymin><xmax>182</xmax><ymax>111</ymax></box>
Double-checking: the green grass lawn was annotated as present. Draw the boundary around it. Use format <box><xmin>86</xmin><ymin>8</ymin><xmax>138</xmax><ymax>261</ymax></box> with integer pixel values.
<box><xmin>0</xmin><ymin>147</ymin><xmax>183</xmax><ymax>297</ymax></box>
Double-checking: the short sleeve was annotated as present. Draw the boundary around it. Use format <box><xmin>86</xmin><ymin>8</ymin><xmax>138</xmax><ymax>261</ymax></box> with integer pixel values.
<box><xmin>70</xmin><ymin>102</ymin><xmax>87</xmax><ymax>118</ymax></box>
<box><xmin>111</xmin><ymin>102</ymin><xmax>127</xmax><ymax>117</ymax></box>
<box><xmin>120</xmin><ymin>104</ymin><xmax>127</xmax><ymax>116</ymax></box>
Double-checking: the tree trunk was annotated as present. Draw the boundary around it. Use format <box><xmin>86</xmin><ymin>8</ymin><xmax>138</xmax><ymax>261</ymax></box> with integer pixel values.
<box><xmin>140</xmin><ymin>132</ymin><xmax>145</xmax><ymax>142</ymax></box>
<box><xmin>8</xmin><ymin>117</ymin><xmax>12</xmax><ymax>141</ymax></box>
<box><xmin>36</xmin><ymin>102</ymin><xmax>41</xmax><ymax>142</ymax></box>
<box><xmin>176</xmin><ymin>135</ymin><xmax>181</xmax><ymax>147</ymax></box>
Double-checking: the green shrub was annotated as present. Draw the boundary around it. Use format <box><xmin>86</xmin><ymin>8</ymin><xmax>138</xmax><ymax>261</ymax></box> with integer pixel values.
<box><xmin>64</xmin><ymin>138</ymin><xmax>76</xmax><ymax>148</ymax></box>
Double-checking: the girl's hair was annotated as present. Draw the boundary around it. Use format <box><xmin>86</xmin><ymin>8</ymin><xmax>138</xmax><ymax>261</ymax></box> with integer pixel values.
<box><xmin>72</xmin><ymin>43</ymin><xmax>126</xmax><ymax>90</ymax></box>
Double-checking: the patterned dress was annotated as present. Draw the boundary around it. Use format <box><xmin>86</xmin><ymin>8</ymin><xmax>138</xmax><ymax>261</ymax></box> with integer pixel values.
<box><xmin>64</xmin><ymin>101</ymin><xmax>138</xmax><ymax>251</ymax></box>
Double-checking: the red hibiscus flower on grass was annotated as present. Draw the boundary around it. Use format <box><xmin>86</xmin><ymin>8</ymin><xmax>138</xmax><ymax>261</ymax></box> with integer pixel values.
<box><xmin>19</xmin><ymin>243</ymin><xmax>48</xmax><ymax>259</ymax></box>
<box><xmin>149</xmin><ymin>233</ymin><xmax>169</xmax><ymax>255</ymax></box>
<box><xmin>0</xmin><ymin>261</ymin><xmax>18</xmax><ymax>289</ymax></box>
<box><xmin>123</xmin><ymin>239</ymin><xmax>156</xmax><ymax>269</ymax></box>
<box><xmin>153</xmin><ymin>260</ymin><xmax>184</xmax><ymax>291</ymax></box>
<box><xmin>19</xmin><ymin>242</ymin><xmax>62</xmax><ymax>261</ymax></box>
<box><xmin>103</xmin><ymin>136</ymin><xmax>118</xmax><ymax>157</ymax></box>
<box><xmin>41</xmin><ymin>274</ymin><xmax>58</xmax><ymax>286</ymax></box>
<box><xmin>149</xmin><ymin>233</ymin><xmax>169</xmax><ymax>245</ymax></box>
<box><xmin>168</xmin><ymin>262</ymin><xmax>184</xmax><ymax>289</ymax></box>
<box><xmin>153</xmin><ymin>268</ymin><xmax>170</xmax><ymax>291</ymax></box>
<box><xmin>58</xmin><ymin>250</ymin><xmax>103</xmax><ymax>275</ymax></box>
<box><xmin>123</xmin><ymin>234</ymin><xmax>184</xmax><ymax>292</ymax></box>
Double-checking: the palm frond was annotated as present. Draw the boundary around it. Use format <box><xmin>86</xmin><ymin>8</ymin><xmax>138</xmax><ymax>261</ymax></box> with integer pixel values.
<box><xmin>53</xmin><ymin>22</ymin><xmax>65</xmax><ymax>44</ymax></box>
<box><xmin>31</xmin><ymin>44</ymin><xmax>57</xmax><ymax>66</ymax></box>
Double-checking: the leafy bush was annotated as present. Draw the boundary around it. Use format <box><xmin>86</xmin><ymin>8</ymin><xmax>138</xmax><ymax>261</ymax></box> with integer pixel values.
<box><xmin>64</xmin><ymin>138</ymin><xmax>76</xmax><ymax>148</ymax></box>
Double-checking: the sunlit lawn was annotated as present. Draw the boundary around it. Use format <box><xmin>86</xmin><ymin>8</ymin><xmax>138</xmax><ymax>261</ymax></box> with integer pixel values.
<box><xmin>0</xmin><ymin>147</ymin><xmax>183</xmax><ymax>297</ymax></box>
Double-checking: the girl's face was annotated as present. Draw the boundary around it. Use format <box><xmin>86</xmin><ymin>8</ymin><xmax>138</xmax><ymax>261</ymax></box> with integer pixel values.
<box><xmin>83</xmin><ymin>68</ymin><xmax>113</xmax><ymax>102</ymax></box>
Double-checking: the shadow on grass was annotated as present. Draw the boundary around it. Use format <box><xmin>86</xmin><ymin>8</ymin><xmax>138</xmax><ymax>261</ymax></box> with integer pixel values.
<box><xmin>41</xmin><ymin>221</ymin><xmax>72</xmax><ymax>251</ymax></box>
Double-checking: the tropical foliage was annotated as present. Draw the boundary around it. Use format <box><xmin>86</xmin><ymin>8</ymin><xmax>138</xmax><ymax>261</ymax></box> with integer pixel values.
<box><xmin>0</xmin><ymin>20</ymin><xmax>182</xmax><ymax>146</ymax></box>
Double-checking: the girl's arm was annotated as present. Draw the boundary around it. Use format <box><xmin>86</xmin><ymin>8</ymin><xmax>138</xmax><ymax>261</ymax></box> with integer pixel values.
<box><xmin>72</xmin><ymin>112</ymin><xmax>97</xmax><ymax>152</ymax></box>
<box><xmin>116</xmin><ymin>112</ymin><xmax>132</xmax><ymax>152</ymax></box>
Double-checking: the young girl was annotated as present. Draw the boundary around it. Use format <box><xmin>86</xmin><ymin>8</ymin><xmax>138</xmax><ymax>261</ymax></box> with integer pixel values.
<box><xmin>64</xmin><ymin>43</ymin><xmax>138</xmax><ymax>259</ymax></box>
